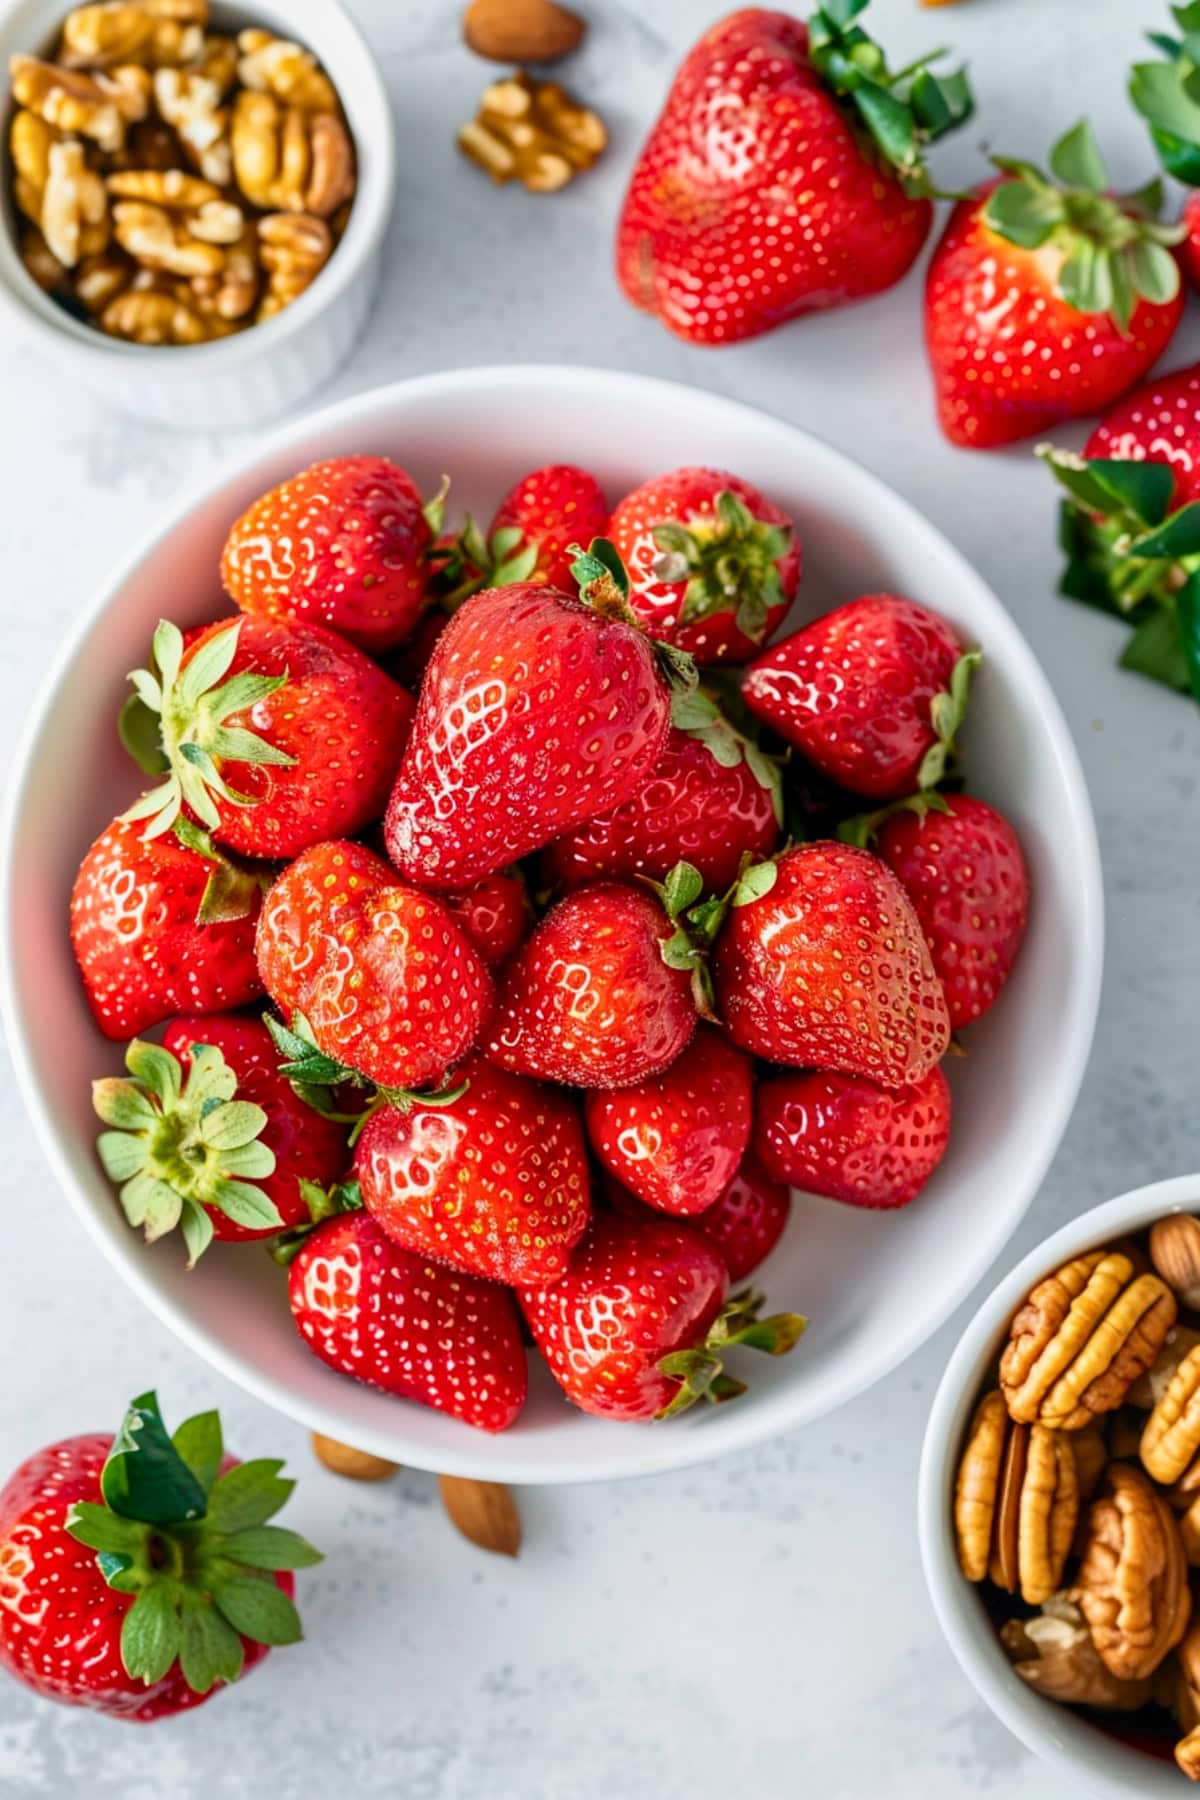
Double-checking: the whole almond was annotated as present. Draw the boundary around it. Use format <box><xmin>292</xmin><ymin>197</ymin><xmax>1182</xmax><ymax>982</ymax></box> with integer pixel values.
<box><xmin>1151</xmin><ymin>1216</ymin><xmax>1200</xmax><ymax>1311</ymax></box>
<box><xmin>463</xmin><ymin>0</ymin><xmax>584</xmax><ymax>64</ymax></box>
<box><xmin>438</xmin><ymin>1475</ymin><xmax>521</xmax><ymax>1556</ymax></box>
<box><xmin>311</xmin><ymin>1433</ymin><xmax>399</xmax><ymax>1482</ymax></box>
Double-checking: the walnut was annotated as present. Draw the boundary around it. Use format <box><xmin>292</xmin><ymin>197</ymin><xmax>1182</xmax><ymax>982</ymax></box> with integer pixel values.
<box><xmin>256</xmin><ymin>210</ymin><xmax>330</xmax><ymax>319</ymax></box>
<box><xmin>1000</xmin><ymin>1250</ymin><xmax>1176</xmax><ymax>1430</ymax></box>
<box><xmin>10</xmin><ymin>109</ymin><xmax>58</xmax><ymax>224</ymax></box>
<box><xmin>18</xmin><ymin>223</ymin><xmax>69</xmax><ymax>293</ymax></box>
<box><xmin>100</xmin><ymin>281</ymin><xmax>210</xmax><ymax>341</ymax></box>
<box><xmin>458</xmin><ymin>71</ymin><xmax>606</xmax><ymax>193</ymax></box>
<box><xmin>10</xmin><ymin>53</ymin><xmax>130</xmax><ymax>152</ymax></box>
<box><xmin>188</xmin><ymin>222</ymin><xmax>258</xmax><ymax>319</ymax></box>
<box><xmin>111</xmin><ymin>196</ymin><xmax>229</xmax><ymax>276</ymax></box>
<box><xmin>103</xmin><ymin>113</ymin><xmax>182</xmax><ymax>170</ymax></box>
<box><xmin>42</xmin><ymin>139</ymin><xmax>109</xmax><ymax>266</ymax></box>
<box><xmin>59</xmin><ymin>1</ymin><xmax>206</xmax><ymax>71</ymax></box>
<box><xmin>152</xmin><ymin>64</ymin><xmax>230</xmax><ymax>183</ymax></box>
<box><xmin>231</xmin><ymin>89</ymin><xmax>353</xmax><ymax>215</ymax></box>
<box><xmin>1001</xmin><ymin>1593</ymin><xmax>1155</xmax><ymax>1710</ymax></box>
<box><xmin>953</xmin><ymin>1389</ymin><xmax>1079</xmax><ymax>1605</ymax></box>
<box><xmin>75</xmin><ymin>243</ymin><xmax>136</xmax><ymax>308</ymax></box>
<box><xmin>1071</xmin><ymin>1463</ymin><xmax>1191</xmax><ymax>1680</ymax></box>
<box><xmin>236</xmin><ymin>27</ymin><xmax>337</xmax><ymax>112</ymax></box>
<box><xmin>107</xmin><ymin>168</ymin><xmax>242</xmax><ymax>245</ymax></box>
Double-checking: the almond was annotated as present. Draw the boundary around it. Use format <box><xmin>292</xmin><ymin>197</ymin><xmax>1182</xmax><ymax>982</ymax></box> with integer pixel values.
<box><xmin>438</xmin><ymin>1474</ymin><xmax>521</xmax><ymax>1556</ymax></box>
<box><xmin>1152</xmin><ymin>1216</ymin><xmax>1200</xmax><ymax>1312</ymax></box>
<box><xmin>311</xmin><ymin>1432</ymin><xmax>399</xmax><ymax>1482</ymax></box>
<box><xmin>463</xmin><ymin>0</ymin><xmax>584</xmax><ymax>64</ymax></box>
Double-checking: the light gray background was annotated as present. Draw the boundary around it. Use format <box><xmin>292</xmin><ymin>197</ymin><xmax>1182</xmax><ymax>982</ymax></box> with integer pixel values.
<box><xmin>1</xmin><ymin>1</ymin><xmax>1196</xmax><ymax>1794</ymax></box>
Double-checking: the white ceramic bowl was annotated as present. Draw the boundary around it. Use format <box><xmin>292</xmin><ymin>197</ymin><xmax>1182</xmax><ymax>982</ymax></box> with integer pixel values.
<box><xmin>0</xmin><ymin>0</ymin><xmax>394</xmax><ymax>429</ymax></box>
<box><xmin>1</xmin><ymin>364</ymin><xmax>1104</xmax><ymax>1483</ymax></box>
<box><xmin>919</xmin><ymin>1175</ymin><xmax>1200</xmax><ymax>1798</ymax></box>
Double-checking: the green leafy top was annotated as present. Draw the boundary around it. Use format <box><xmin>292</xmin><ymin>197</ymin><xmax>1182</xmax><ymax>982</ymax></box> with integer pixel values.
<box><xmin>569</xmin><ymin>537</ymin><xmax>698</xmax><ymax>695</ymax></box>
<box><xmin>430</xmin><ymin>517</ymin><xmax>541</xmax><ymax>611</ymax></box>
<box><xmin>93</xmin><ymin>1038</ymin><xmax>283</xmax><ymax>1266</ymax></box>
<box><xmin>263</xmin><ymin>1011</ymin><xmax>468</xmax><ymax>1146</ymax></box>
<box><xmin>1131</xmin><ymin>4</ymin><xmax>1200</xmax><ymax>185</ymax></box>
<box><xmin>65</xmin><ymin>1392</ymin><xmax>321</xmax><ymax>1696</ymax></box>
<box><xmin>650</xmin><ymin>490</ymin><xmax>794</xmax><ymax>648</ymax></box>
<box><xmin>670</xmin><ymin>687</ymin><xmax>784</xmax><ymax>827</ymax></box>
<box><xmin>120</xmin><ymin>619</ymin><xmax>295</xmax><ymax>843</ymax></box>
<box><xmin>806</xmin><ymin>0</ymin><xmax>973</xmax><ymax>196</ymax></box>
<box><xmin>982</xmin><ymin>119</ymin><xmax>1184</xmax><ymax>331</ymax></box>
<box><xmin>656</xmin><ymin>1288</ymin><xmax>807</xmax><ymax>1419</ymax></box>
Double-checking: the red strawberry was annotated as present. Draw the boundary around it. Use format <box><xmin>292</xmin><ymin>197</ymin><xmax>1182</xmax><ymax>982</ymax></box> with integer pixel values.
<box><xmin>220</xmin><ymin>455</ymin><xmax>439</xmax><ymax>654</ymax></box>
<box><xmin>121</xmin><ymin>616</ymin><xmax>414</xmax><ymax>859</ymax></box>
<box><xmin>714</xmin><ymin>844</ymin><xmax>950</xmax><ymax>1087</ymax></box>
<box><xmin>354</xmin><ymin>1055</ymin><xmax>590</xmax><ymax>1285</ymax></box>
<box><xmin>753</xmin><ymin>1066</ymin><xmax>951</xmax><ymax>1209</ymax></box>
<box><xmin>584</xmin><ymin>1024</ymin><xmax>753</xmax><ymax>1216</ymax></box>
<box><xmin>485</xmin><ymin>879</ymin><xmax>698</xmax><ymax>1089</ymax></box>
<box><xmin>607</xmin><ymin>1156</ymin><xmax>791</xmax><ymax>1283</ymax></box>
<box><xmin>519</xmin><ymin>1211</ymin><xmax>804</xmax><ymax>1422</ymax></box>
<box><xmin>255</xmin><ymin>840</ymin><xmax>493</xmax><ymax>1092</ymax></box>
<box><xmin>925</xmin><ymin>122</ymin><xmax>1184</xmax><ymax>450</ymax></box>
<box><xmin>442</xmin><ymin>465</ymin><xmax>610</xmax><ymax>602</ymax></box>
<box><xmin>616</xmin><ymin>7</ymin><xmax>971</xmax><ymax>346</ymax></box>
<box><xmin>70</xmin><ymin>816</ymin><xmax>265</xmax><ymax>1039</ymax></box>
<box><xmin>0</xmin><ymin>1392</ymin><xmax>318</xmax><ymax>1720</ymax></box>
<box><xmin>288</xmin><ymin>1211</ymin><xmax>526</xmax><ymax>1431</ymax></box>
<box><xmin>607</xmin><ymin>468</ymin><xmax>799</xmax><ymax>663</ymax></box>
<box><xmin>384</xmin><ymin>605</ymin><xmax>449</xmax><ymax>691</ymax></box>
<box><xmin>542</xmin><ymin>693</ymin><xmax>781</xmax><ymax>894</ymax></box>
<box><xmin>442</xmin><ymin>869</ymin><xmax>530</xmax><ymax>966</ymax></box>
<box><xmin>384</xmin><ymin>556</ymin><xmax>682</xmax><ymax>890</ymax></box>
<box><xmin>1083</xmin><ymin>362</ymin><xmax>1200</xmax><ymax>498</ymax></box>
<box><xmin>741</xmin><ymin>596</ymin><xmax>970</xmax><ymax>801</ymax></box>
<box><xmin>866</xmin><ymin>795</ymin><xmax>1030</xmax><ymax>1031</ymax></box>
<box><xmin>91</xmin><ymin>1019</ymin><xmax>349</xmax><ymax>1263</ymax></box>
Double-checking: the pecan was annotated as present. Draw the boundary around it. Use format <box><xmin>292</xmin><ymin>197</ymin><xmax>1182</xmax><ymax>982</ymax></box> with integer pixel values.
<box><xmin>231</xmin><ymin>89</ymin><xmax>353</xmax><ymax>215</ymax></box>
<box><xmin>236</xmin><ymin>28</ymin><xmax>337</xmax><ymax>112</ymax></box>
<box><xmin>1072</xmin><ymin>1421</ymin><xmax>1109</xmax><ymax>1499</ymax></box>
<box><xmin>256</xmin><ymin>210</ymin><xmax>330</xmax><ymax>319</ymax></box>
<box><xmin>1128</xmin><ymin>1324</ymin><xmax>1200</xmax><ymax>1409</ymax></box>
<box><xmin>1072</xmin><ymin>1462</ymin><xmax>1191</xmax><ymax>1680</ymax></box>
<box><xmin>1152</xmin><ymin>1217</ymin><xmax>1200</xmax><ymax>1313</ymax></box>
<box><xmin>1001</xmin><ymin>1592</ymin><xmax>1155</xmax><ymax>1710</ymax></box>
<box><xmin>42</xmin><ymin>139</ymin><xmax>110</xmax><ymax>266</ymax></box>
<box><xmin>1142</xmin><ymin>1344</ymin><xmax>1200</xmax><ymax>1485</ymax></box>
<box><xmin>953</xmin><ymin>1389</ymin><xmax>1078</xmax><ymax>1604</ymax></box>
<box><xmin>1000</xmin><ymin>1250</ymin><xmax>1176</xmax><ymax>1430</ymax></box>
<box><xmin>152</xmin><ymin>64</ymin><xmax>229</xmax><ymax>183</ymax></box>
<box><xmin>59</xmin><ymin>1</ymin><xmax>206</xmax><ymax>71</ymax></box>
<box><xmin>458</xmin><ymin>71</ymin><xmax>606</xmax><ymax>192</ymax></box>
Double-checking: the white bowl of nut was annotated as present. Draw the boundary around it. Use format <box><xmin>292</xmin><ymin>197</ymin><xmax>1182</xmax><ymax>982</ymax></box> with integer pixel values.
<box><xmin>0</xmin><ymin>0</ymin><xmax>393</xmax><ymax>428</ymax></box>
<box><xmin>920</xmin><ymin>1175</ymin><xmax>1200</xmax><ymax>1798</ymax></box>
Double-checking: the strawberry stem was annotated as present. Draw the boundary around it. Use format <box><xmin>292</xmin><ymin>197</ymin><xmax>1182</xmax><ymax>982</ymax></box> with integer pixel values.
<box><xmin>655</xmin><ymin>1290</ymin><xmax>807</xmax><ymax>1419</ymax></box>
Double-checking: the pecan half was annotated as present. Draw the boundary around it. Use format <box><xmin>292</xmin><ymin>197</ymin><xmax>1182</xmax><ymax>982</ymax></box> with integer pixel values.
<box><xmin>1143</xmin><ymin>1344</ymin><xmax>1200</xmax><ymax>1486</ymax></box>
<box><xmin>953</xmin><ymin>1388</ymin><xmax>1078</xmax><ymax>1604</ymax></box>
<box><xmin>1072</xmin><ymin>1462</ymin><xmax>1191</xmax><ymax>1680</ymax></box>
<box><xmin>1001</xmin><ymin>1593</ymin><xmax>1155</xmax><ymax>1710</ymax></box>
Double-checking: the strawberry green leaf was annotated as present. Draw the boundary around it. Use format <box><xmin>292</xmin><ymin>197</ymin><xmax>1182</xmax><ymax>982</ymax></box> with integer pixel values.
<box><xmin>63</xmin><ymin>1501</ymin><xmax>148</xmax><ymax>1557</ymax></box>
<box><xmin>179</xmin><ymin>1601</ymin><xmax>244</xmax><ymax>1695</ymax></box>
<box><xmin>172</xmin><ymin>1410</ymin><xmax>224</xmax><ymax>1496</ymax></box>
<box><xmin>118</xmin><ymin>694</ymin><xmax>169</xmax><ymax>776</ymax></box>
<box><xmin>205</xmin><ymin>1460</ymin><xmax>294</xmax><ymax>1533</ymax></box>
<box><xmin>1120</xmin><ymin>604</ymin><xmax>1193</xmax><ymax>693</ymax></box>
<box><xmin>121</xmin><ymin>1583</ymin><xmax>183</xmax><ymax>1687</ymax></box>
<box><xmin>1126</xmin><ymin>502</ymin><xmax>1200</xmax><ymax>561</ymax></box>
<box><xmin>218</xmin><ymin>1526</ymin><xmax>324</xmax><ymax>1571</ymax></box>
<box><xmin>1177</xmin><ymin>568</ymin><xmax>1200</xmax><ymax>701</ymax></box>
<box><xmin>661</xmin><ymin>861</ymin><xmax>704</xmax><ymax>919</ymax></box>
<box><xmin>101</xmin><ymin>1392</ymin><xmax>208</xmax><ymax>1526</ymax></box>
<box><xmin>732</xmin><ymin>860</ymin><xmax>778</xmax><ymax>907</ymax></box>
<box><xmin>1049</xmin><ymin>118</ymin><xmax>1107</xmax><ymax>189</ymax></box>
<box><xmin>211</xmin><ymin>1572</ymin><xmax>303</xmax><ymax>1647</ymax></box>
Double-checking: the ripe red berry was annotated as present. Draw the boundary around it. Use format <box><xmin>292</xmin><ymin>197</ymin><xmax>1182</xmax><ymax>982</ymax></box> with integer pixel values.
<box><xmin>753</xmin><ymin>1066</ymin><xmax>952</xmax><ymax>1210</ymax></box>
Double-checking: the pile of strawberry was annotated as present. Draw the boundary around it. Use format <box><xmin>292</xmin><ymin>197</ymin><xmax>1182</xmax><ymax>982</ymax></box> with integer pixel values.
<box><xmin>72</xmin><ymin>450</ymin><xmax>1028</xmax><ymax>1435</ymax></box>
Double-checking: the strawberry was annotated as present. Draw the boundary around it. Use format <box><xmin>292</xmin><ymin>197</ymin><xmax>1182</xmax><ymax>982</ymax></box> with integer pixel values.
<box><xmin>607</xmin><ymin>1156</ymin><xmax>791</xmax><ymax>1283</ymax></box>
<box><xmin>485</xmin><ymin>875</ymin><xmax>701</xmax><ymax>1090</ymax></box>
<box><xmin>714</xmin><ymin>844</ymin><xmax>950</xmax><ymax>1087</ymax></box>
<box><xmin>354</xmin><ymin>1055</ymin><xmax>590</xmax><ymax>1285</ymax></box>
<box><xmin>70</xmin><ymin>816</ymin><xmax>265</xmax><ymax>1039</ymax></box>
<box><xmin>220</xmin><ymin>455</ymin><xmax>441</xmax><ymax>654</ymax></box>
<box><xmin>519</xmin><ymin>1211</ymin><xmax>805</xmax><ymax>1422</ymax></box>
<box><xmin>384</xmin><ymin>547</ymin><xmax>686</xmax><ymax>890</ymax></box>
<box><xmin>439</xmin><ymin>464</ymin><xmax>610</xmax><ymax>602</ymax></box>
<box><xmin>607</xmin><ymin>468</ymin><xmax>799</xmax><ymax>663</ymax></box>
<box><xmin>542</xmin><ymin>691</ymin><xmax>781</xmax><ymax>894</ymax></box>
<box><xmin>924</xmin><ymin>121</ymin><xmax>1184</xmax><ymax>450</ymax></box>
<box><xmin>0</xmin><ymin>1392</ymin><xmax>319</xmax><ymax>1720</ymax></box>
<box><xmin>753</xmin><ymin>1066</ymin><xmax>951</xmax><ymax>1209</ymax></box>
<box><xmin>616</xmin><ymin>6</ymin><xmax>972</xmax><ymax>347</ymax></box>
<box><xmin>255</xmin><ymin>841</ymin><xmax>493</xmax><ymax>1093</ymax></box>
<box><xmin>852</xmin><ymin>794</ymin><xmax>1030</xmax><ymax>1031</ymax></box>
<box><xmin>741</xmin><ymin>595</ymin><xmax>972</xmax><ymax>801</ymax></box>
<box><xmin>287</xmin><ymin>1211</ymin><xmax>527</xmax><ymax>1431</ymax></box>
<box><xmin>384</xmin><ymin>605</ymin><xmax>449</xmax><ymax>691</ymax></box>
<box><xmin>442</xmin><ymin>868</ymin><xmax>530</xmax><ymax>965</ymax></box>
<box><xmin>584</xmin><ymin>1024</ymin><xmax>753</xmax><ymax>1217</ymax></box>
<box><xmin>91</xmin><ymin>1020</ymin><xmax>350</xmax><ymax>1264</ymax></box>
<box><xmin>120</xmin><ymin>616</ymin><xmax>414</xmax><ymax>859</ymax></box>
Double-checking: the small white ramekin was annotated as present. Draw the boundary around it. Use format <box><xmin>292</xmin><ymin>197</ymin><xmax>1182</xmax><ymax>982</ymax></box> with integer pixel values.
<box><xmin>920</xmin><ymin>1175</ymin><xmax>1200</xmax><ymax>1800</ymax></box>
<box><xmin>0</xmin><ymin>0</ymin><xmax>394</xmax><ymax>429</ymax></box>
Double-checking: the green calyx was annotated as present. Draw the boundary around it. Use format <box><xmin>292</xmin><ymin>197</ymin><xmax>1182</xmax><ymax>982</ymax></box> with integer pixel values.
<box><xmin>983</xmin><ymin>119</ymin><xmax>1184</xmax><ymax>332</ymax></box>
<box><xmin>648</xmin><ymin>860</ymin><xmax>720</xmax><ymax>1017</ymax></box>
<box><xmin>93</xmin><ymin>1039</ymin><xmax>283</xmax><ymax>1266</ymax></box>
<box><xmin>431</xmin><ymin>516</ymin><xmax>541</xmax><ymax>610</ymax></box>
<box><xmin>656</xmin><ymin>1289</ymin><xmax>808</xmax><ymax>1419</ymax></box>
<box><xmin>1040</xmin><ymin>445</ymin><xmax>1200</xmax><ymax>700</ymax></box>
<box><xmin>1131</xmin><ymin>5</ymin><xmax>1200</xmax><ymax>186</ymax></box>
<box><xmin>570</xmin><ymin>537</ymin><xmax>699</xmax><ymax>696</ymax></box>
<box><xmin>916</xmin><ymin>649</ymin><xmax>981</xmax><ymax>790</ymax></box>
<box><xmin>837</xmin><ymin>788</ymin><xmax>952</xmax><ymax>850</ymax></box>
<box><xmin>119</xmin><ymin>619</ymin><xmax>295</xmax><ymax>843</ymax></box>
<box><xmin>65</xmin><ymin>1392</ymin><xmax>321</xmax><ymax>1695</ymax></box>
<box><xmin>173</xmin><ymin>819</ymin><xmax>271</xmax><ymax>926</ymax></box>
<box><xmin>268</xmin><ymin>1177</ymin><xmax>363</xmax><ymax>1266</ymax></box>
<box><xmin>263</xmin><ymin>1011</ymin><xmax>469</xmax><ymax>1148</ymax></box>
<box><xmin>806</xmin><ymin>0</ymin><xmax>973</xmax><ymax>197</ymax></box>
<box><xmin>651</xmin><ymin>490</ymin><xmax>793</xmax><ymax>648</ymax></box>
<box><xmin>670</xmin><ymin>687</ymin><xmax>784</xmax><ymax>826</ymax></box>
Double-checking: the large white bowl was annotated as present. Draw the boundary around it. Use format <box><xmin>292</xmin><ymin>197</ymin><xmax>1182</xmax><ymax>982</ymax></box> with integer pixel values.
<box><xmin>919</xmin><ymin>1175</ymin><xmax>1200</xmax><ymax>1798</ymax></box>
<box><xmin>1</xmin><ymin>365</ymin><xmax>1104</xmax><ymax>1483</ymax></box>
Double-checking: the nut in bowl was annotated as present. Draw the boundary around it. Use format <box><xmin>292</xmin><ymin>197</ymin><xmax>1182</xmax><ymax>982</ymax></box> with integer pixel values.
<box><xmin>2</xmin><ymin>365</ymin><xmax>1102</xmax><ymax>1484</ymax></box>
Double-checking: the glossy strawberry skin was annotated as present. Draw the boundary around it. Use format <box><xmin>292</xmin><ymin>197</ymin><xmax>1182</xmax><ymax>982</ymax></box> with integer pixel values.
<box><xmin>616</xmin><ymin>9</ymin><xmax>933</xmax><ymax>347</ymax></box>
<box><xmin>714</xmin><ymin>843</ymin><xmax>950</xmax><ymax>1087</ymax></box>
<box><xmin>288</xmin><ymin>1211</ymin><xmax>527</xmax><ymax>1432</ymax></box>
<box><xmin>70</xmin><ymin>816</ymin><xmax>264</xmax><ymax>1040</ymax></box>
<box><xmin>874</xmin><ymin>796</ymin><xmax>1029</xmax><ymax>1032</ymax></box>
<box><xmin>163</xmin><ymin>1015</ymin><xmax>349</xmax><ymax>1243</ymax></box>
<box><xmin>485</xmin><ymin>883</ymin><xmax>696</xmax><ymax>1089</ymax></box>
<box><xmin>753</xmin><ymin>1066</ymin><xmax>951</xmax><ymax>1209</ymax></box>
<box><xmin>221</xmin><ymin>456</ymin><xmax>434</xmax><ymax>654</ymax></box>
<box><xmin>925</xmin><ymin>181</ymin><xmax>1184</xmax><ymax>450</ymax></box>
<box><xmin>255</xmin><ymin>841</ymin><xmax>493</xmax><ymax>1090</ymax></box>
<box><xmin>584</xmin><ymin>1024</ymin><xmax>753</xmax><ymax>1216</ymax></box>
<box><xmin>607</xmin><ymin>468</ymin><xmax>800</xmax><ymax>664</ymax></box>
<box><xmin>442</xmin><ymin>870</ymin><xmax>530</xmax><ymax>966</ymax></box>
<box><xmin>0</xmin><ymin>1437</ymin><xmax>283</xmax><ymax>1720</ymax></box>
<box><xmin>607</xmin><ymin>1156</ymin><xmax>791</xmax><ymax>1282</ymax></box>
<box><xmin>181</xmin><ymin>617</ymin><xmax>414</xmax><ymax>860</ymax></box>
<box><xmin>742</xmin><ymin>596</ymin><xmax>962</xmax><ymax>800</ymax></box>
<box><xmin>488</xmin><ymin>464</ymin><xmax>609</xmax><ymax>590</ymax></box>
<box><xmin>1083</xmin><ymin>361</ymin><xmax>1200</xmax><ymax>507</ymax></box>
<box><xmin>519</xmin><ymin>1211</ymin><xmax>728</xmax><ymax>1421</ymax></box>
<box><xmin>542</xmin><ymin>724</ymin><xmax>779</xmax><ymax>894</ymax></box>
<box><xmin>355</xmin><ymin>1056</ymin><xmax>590</xmax><ymax>1286</ymax></box>
<box><xmin>384</xmin><ymin>583</ymin><xmax>671</xmax><ymax>890</ymax></box>
<box><xmin>1184</xmin><ymin>191</ymin><xmax>1200</xmax><ymax>293</ymax></box>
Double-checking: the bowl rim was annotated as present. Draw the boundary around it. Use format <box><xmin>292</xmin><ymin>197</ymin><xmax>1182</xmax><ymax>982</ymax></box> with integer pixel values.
<box><xmin>917</xmin><ymin>1173</ymin><xmax>1200</xmax><ymax>1796</ymax></box>
<box><xmin>0</xmin><ymin>362</ymin><xmax>1106</xmax><ymax>1482</ymax></box>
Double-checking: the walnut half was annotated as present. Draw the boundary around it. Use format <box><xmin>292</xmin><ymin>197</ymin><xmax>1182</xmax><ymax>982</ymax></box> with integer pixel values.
<box><xmin>1001</xmin><ymin>1593</ymin><xmax>1155</xmax><ymax>1710</ymax></box>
